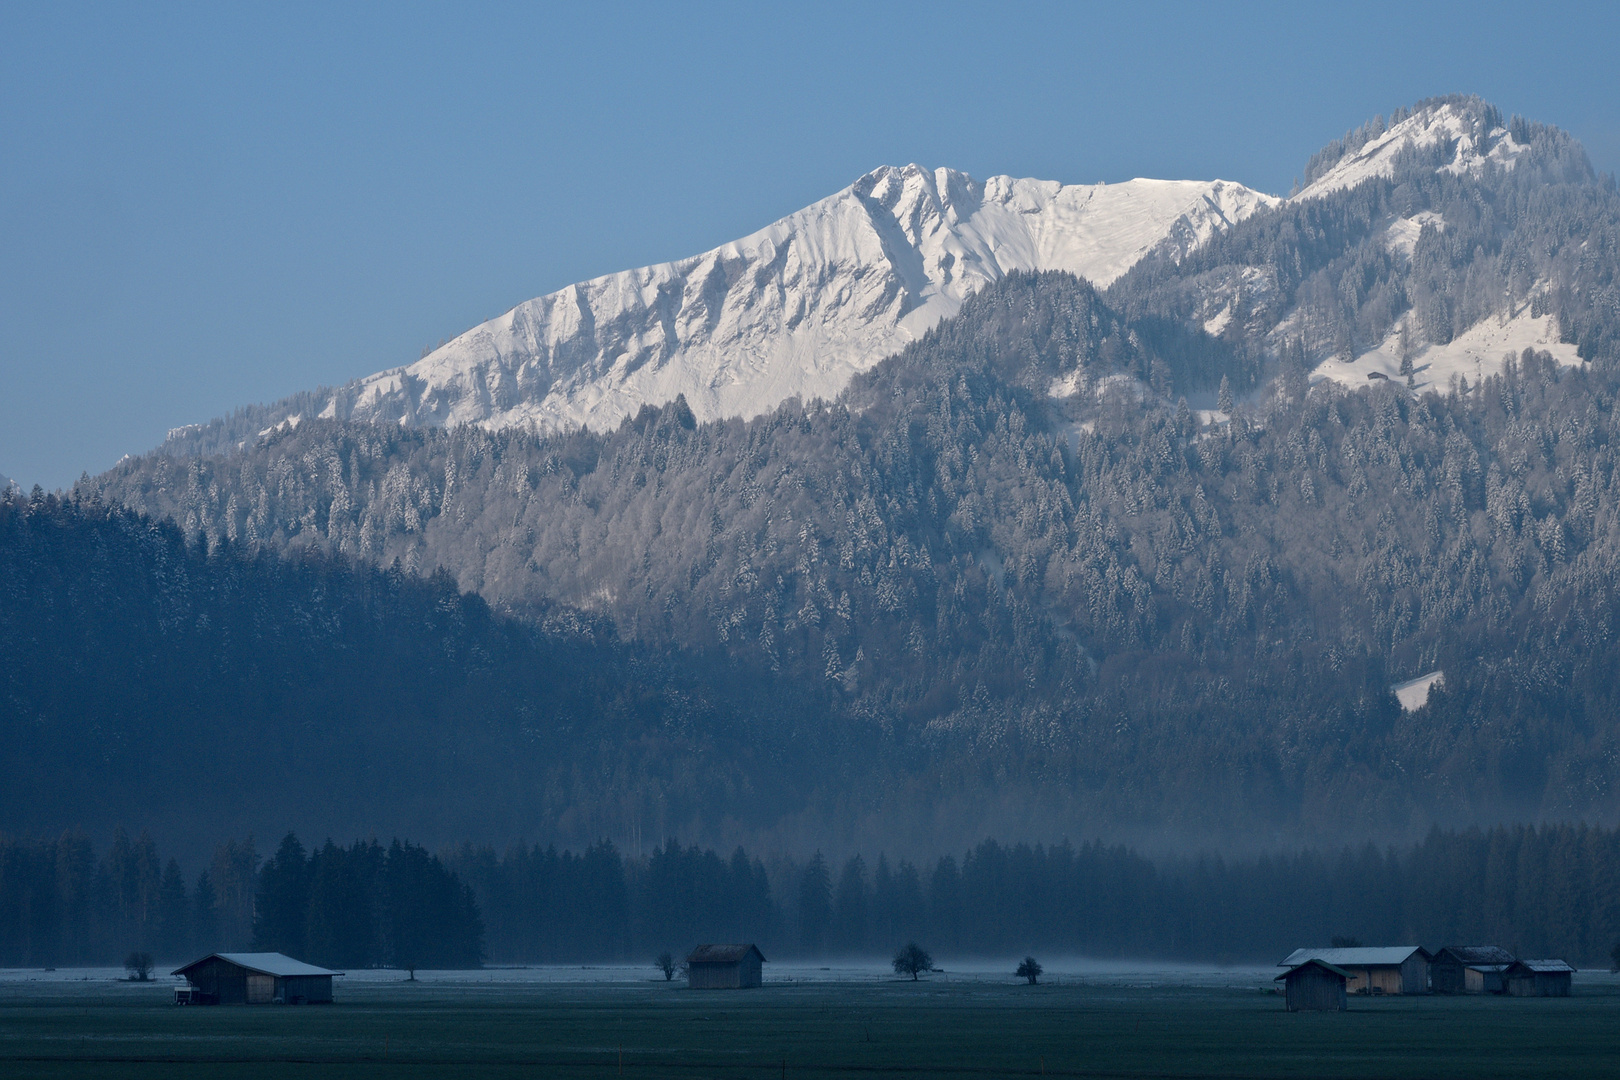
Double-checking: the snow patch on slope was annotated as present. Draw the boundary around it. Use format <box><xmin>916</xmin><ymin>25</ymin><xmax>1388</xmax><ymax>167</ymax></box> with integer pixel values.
<box><xmin>1311</xmin><ymin>307</ymin><xmax>1581</xmax><ymax>393</ymax></box>
<box><xmin>1383</xmin><ymin>211</ymin><xmax>1444</xmax><ymax>258</ymax></box>
<box><xmin>1202</xmin><ymin>304</ymin><xmax>1235</xmax><ymax>337</ymax></box>
<box><xmin>1393</xmin><ymin>671</ymin><xmax>1445</xmax><ymax>711</ymax></box>
<box><xmin>257</xmin><ymin>414</ymin><xmax>302</xmax><ymax>439</ymax></box>
<box><xmin>305</xmin><ymin>165</ymin><xmax>1276</xmax><ymax>436</ymax></box>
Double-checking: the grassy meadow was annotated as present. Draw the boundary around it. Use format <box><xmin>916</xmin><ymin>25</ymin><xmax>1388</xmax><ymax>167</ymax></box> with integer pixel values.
<box><xmin>1</xmin><ymin>967</ymin><xmax>1617</xmax><ymax>1079</ymax></box>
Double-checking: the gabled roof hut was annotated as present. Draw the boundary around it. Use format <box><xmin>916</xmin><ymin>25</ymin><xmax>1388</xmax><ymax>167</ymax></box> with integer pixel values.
<box><xmin>172</xmin><ymin>952</ymin><xmax>342</xmax><ymax>1004</ymax></box>
<box><xmin>1275</xmin><ymin>959</ymin><xmax>1349</xmax><ymax>1012</ymax></box>
<box><xmin>1277</xmin><ymin>946</ymin><xmax>1431</xmax><ymax>994</ymax></box>
<box><xmin>1430</xmin><ymin>946</ymin><xmax>1516</xmax><ymax>994</ymax></box>
<box><xmin>1505</xmin><ymin>959</ymin><xmax>1574</xmax><ymax>997</ymax></box>
<box><xmin>685</xmin><ymin>944</ymin><xmax>766</xmax><ymax>989</ymax></box>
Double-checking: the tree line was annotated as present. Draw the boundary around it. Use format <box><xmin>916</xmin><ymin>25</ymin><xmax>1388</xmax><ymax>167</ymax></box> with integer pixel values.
<box><xmin>0</xmin><ymin>830</ymin><xmax>481</xmax><ymax>971</ymax></box>
<box><xmin>5</xmin><ymin>824</ymin><xmax>1619</xmax><ymax>968</ymax></box>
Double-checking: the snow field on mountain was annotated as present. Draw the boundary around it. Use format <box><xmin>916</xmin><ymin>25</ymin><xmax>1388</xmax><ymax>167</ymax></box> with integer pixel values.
<box><xmin>1311</xmin><ymin>308</ymin><xmax>1582</xmax><ymax>394</ymax></box>
<box><xmin>312</xmin><ymin>165</ymin><xmax>1275</xmax><ymax>436</ymax></box>
<box><xmin>240</xmin><ymin>99</ymin><xmax>1561</xmax><ymax>448</ymax></box>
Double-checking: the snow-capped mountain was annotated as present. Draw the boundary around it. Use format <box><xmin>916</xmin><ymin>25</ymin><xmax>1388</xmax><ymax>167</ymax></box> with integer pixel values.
<box><xmin>294</xmin><ymin>166</ymin><xmax>1276</xmax><ymax>436</ymax></box>
<box><xmin>199</xmin><ymin>100</ymin><xmax>1533</xmax><ymax>446</ymax></box>
<box><xmin>1296</xmin><ymin>100</ymin><xmax>1528</xmax><ymax>200</ymax></box>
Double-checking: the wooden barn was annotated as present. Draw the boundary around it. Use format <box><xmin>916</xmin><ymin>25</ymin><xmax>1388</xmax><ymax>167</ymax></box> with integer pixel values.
<box><xmin>1275</xmin><ymin>959</ymin><xmax>1349</xmax><ymax>1012</ymax></box>
<box><xmin>172</xmin><ymin>952</ymin><xmax>342</xmax><ymax>1004</ymax></box>
<box><xmin>1277</xmin><ymin>947</ymin><xmax>1431</xmax><ymax>995</ymax></box>
<box><xmin>685</xmin><ymin>944</ymin><xmax>766</xmax><ymax>989</ymax></box>
<box><xmin>1430</xmin><ymin>946</ymin><xmax>1516</xmax><ymax>994</ymax></box>
<box><xmin>1505</xmin><ymin>959</ymin><xmax>1575</xmax><ymax>997</ymax></box>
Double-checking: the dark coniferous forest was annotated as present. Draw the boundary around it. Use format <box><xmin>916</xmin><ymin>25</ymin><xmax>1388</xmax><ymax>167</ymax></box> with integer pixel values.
<box><xmin>0</xmin><ymin>491</ymin><xmax>828</xmax><ymax>854</ymax></box>
<box><xmin>4</xmin><ymin>825</ymin><xmax>1620</xmax><ymax>969</ymax></box>
<box><xmin>8</xmin><ymin>96</ymin><xmax>1620</xmax><ymax>967</ymax></box>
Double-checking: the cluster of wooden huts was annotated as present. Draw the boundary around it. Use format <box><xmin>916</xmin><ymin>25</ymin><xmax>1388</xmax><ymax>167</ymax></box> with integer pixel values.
<box><xmin>1275</xmin><ymin>946</ymin><xmax>1575</xmax><ymax>1011</ymax></box>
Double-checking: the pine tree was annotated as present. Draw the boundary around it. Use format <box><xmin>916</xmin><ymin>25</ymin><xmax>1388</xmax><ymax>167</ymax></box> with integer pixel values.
<box><xmin>156</xmin><ymin>859</ymin><xmax>190</xmax><ymax>960</ymax></box>
<box><xmin>252</xmin><ymin>833</ymin><xmax>310</xmax><ymax>956</ymax></box>
<box><xmin>1281</xmin><ymin>338</ymin><xmax>1310</xmax><ymax>402</ymax></box>
<box><xmin>191</xmin><ymin>871</ymin><xmax>219</xmax><ymax>952</ymax></box>
<box><xmin>798</xmin><ymin>853</ymin><xmax>832</xmax><ymax>956</ymax></box>
<box><xmin>832</xmin><ymin>856</ymin><xmax>868</xmax><ymax>953</ymax></box>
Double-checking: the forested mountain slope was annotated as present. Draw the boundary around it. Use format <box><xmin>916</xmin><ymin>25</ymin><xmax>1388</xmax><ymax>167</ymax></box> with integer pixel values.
<box><xmin>81</xmin><ymin>97</ymin><xmax>1620</xmax><ymax>846</ymax></box>
<box><xmin>0</xmin><ymin>492</ymin><xmax>837</xmax><ymax>859</ymax></box>
<box><xmin>1112</xmin><ymin>96</ymin><xmax>1614</xmax><ymax>381</ymax></box>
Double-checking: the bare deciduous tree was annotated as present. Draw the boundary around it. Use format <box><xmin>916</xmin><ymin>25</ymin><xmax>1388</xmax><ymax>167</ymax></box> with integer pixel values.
<box><xmin>124</xmin><ymin>951</ymin><xmax>154</xmax><ymax>981</ymax></box>
<box><xmin>892</xmin><ymin>942</ymin><xmax>933</xmax><ymax>981</ymax></box>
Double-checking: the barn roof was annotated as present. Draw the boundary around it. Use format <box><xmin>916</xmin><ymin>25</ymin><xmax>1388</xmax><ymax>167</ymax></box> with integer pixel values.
<box><xmin>1511</xmin><ymin>958</ymin><xmax>1576</xmax><ymax>974</ymax></box>
<box><xmin>172</xmin><ymin>952</ymin><xmax>343</xmax><ymax>978</ymax></box>
<box><xmin>1434</xmin><ymin>945</ymin><xmax>1516</xmax><ymax>966</ymax></box>
<box><xmin>686</xmin><ymin>944</ymin><xmax>766</xmax><ymax>964</ymax></box>
<box><xmin>1279</xmin><ymin>946</ymin><xmax>1429</xmax><ymax>968</ymax></box>
<box><xmin>1274</xmin><ymin>958</ymin><xmax>1352</xmax><ymax>980</ymax></box>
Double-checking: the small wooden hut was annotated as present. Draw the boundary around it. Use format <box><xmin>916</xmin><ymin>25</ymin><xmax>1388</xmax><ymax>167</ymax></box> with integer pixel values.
<box><xmin>1504</xmin><ymin>959</ymin><xmax>1574</xmax><ymax>997</ymax></box>
<box><xmin>172</xmin><ymin>952</ymin><xmax>342</xmax><ymax>1004</ymax></box>
<box><xmin>1465</xmin><ymin>963</ymin><xmax>1512</xmax><ymax>994</ymax></box>
<box><xmin>1277</xmin><ymin>947</ymin><xmax>1431</xmax><ymax>994</ymax></box>
<box><xmin>685</xmin><ymin>944</ymin><xmax>766</xmax><ymax>989</ymax></box>
<box><xmin>1430</xmin><ymin>946</ymin><xmax>1516</xmax><ymax>994</ymax></box>
<box><xmin>1275</xmin><ymin>959</ymin><xmax>1349</xmax><ymax>1012</ymax></box>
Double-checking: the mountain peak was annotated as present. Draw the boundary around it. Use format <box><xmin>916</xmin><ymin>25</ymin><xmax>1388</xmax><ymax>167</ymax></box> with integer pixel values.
<box><xmin>1294</xmin><ymin>97</ymin><xmax>1528</xmax><ymax>200</ymax></box>
<box><xmin>252</xmin><ymin>166</ymin><xmax>1276</xmax><ymax>442</ymax></box>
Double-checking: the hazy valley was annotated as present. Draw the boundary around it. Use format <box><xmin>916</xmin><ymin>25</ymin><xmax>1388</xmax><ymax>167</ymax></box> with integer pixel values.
<box><xmin>0</xmin><ymin>96</ymin><xmax>1605</xmax><ymax>861</ymax></box>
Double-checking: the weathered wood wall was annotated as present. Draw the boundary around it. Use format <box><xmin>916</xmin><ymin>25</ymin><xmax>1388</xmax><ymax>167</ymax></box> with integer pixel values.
<box><xmin>1284</xmin><ymin>967</ymin><xmax>1347</xmax><ymax>1012</ymax></box>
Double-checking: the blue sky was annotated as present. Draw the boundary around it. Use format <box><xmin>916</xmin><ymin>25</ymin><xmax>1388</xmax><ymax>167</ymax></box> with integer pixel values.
<box><xmin>3</xmin><ymin>1</ymin><xmax>1619</xmax><ymax>489</ymax></box>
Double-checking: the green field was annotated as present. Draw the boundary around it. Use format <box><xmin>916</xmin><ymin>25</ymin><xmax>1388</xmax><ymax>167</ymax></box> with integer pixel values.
<box><xmin>2</xmin><ymin>971</ymin><xmax>1618</xmax><ymax>1079</ymax></box>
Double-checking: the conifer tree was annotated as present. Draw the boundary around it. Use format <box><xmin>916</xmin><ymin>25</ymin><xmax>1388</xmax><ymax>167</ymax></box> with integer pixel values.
<box><xmin>798</xmin><ymin>853</ymin><xmax>832</xmax><ymax>956</ymax></box>
<box><xmin>191</xmin><ymin>871</ymin><xmax>219</xmax><ymax>952</ymax></box>
<box><xmin>156</xmin><ymin>859</ymin><xmax>189</xmax><ymax>960</ymax></box>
